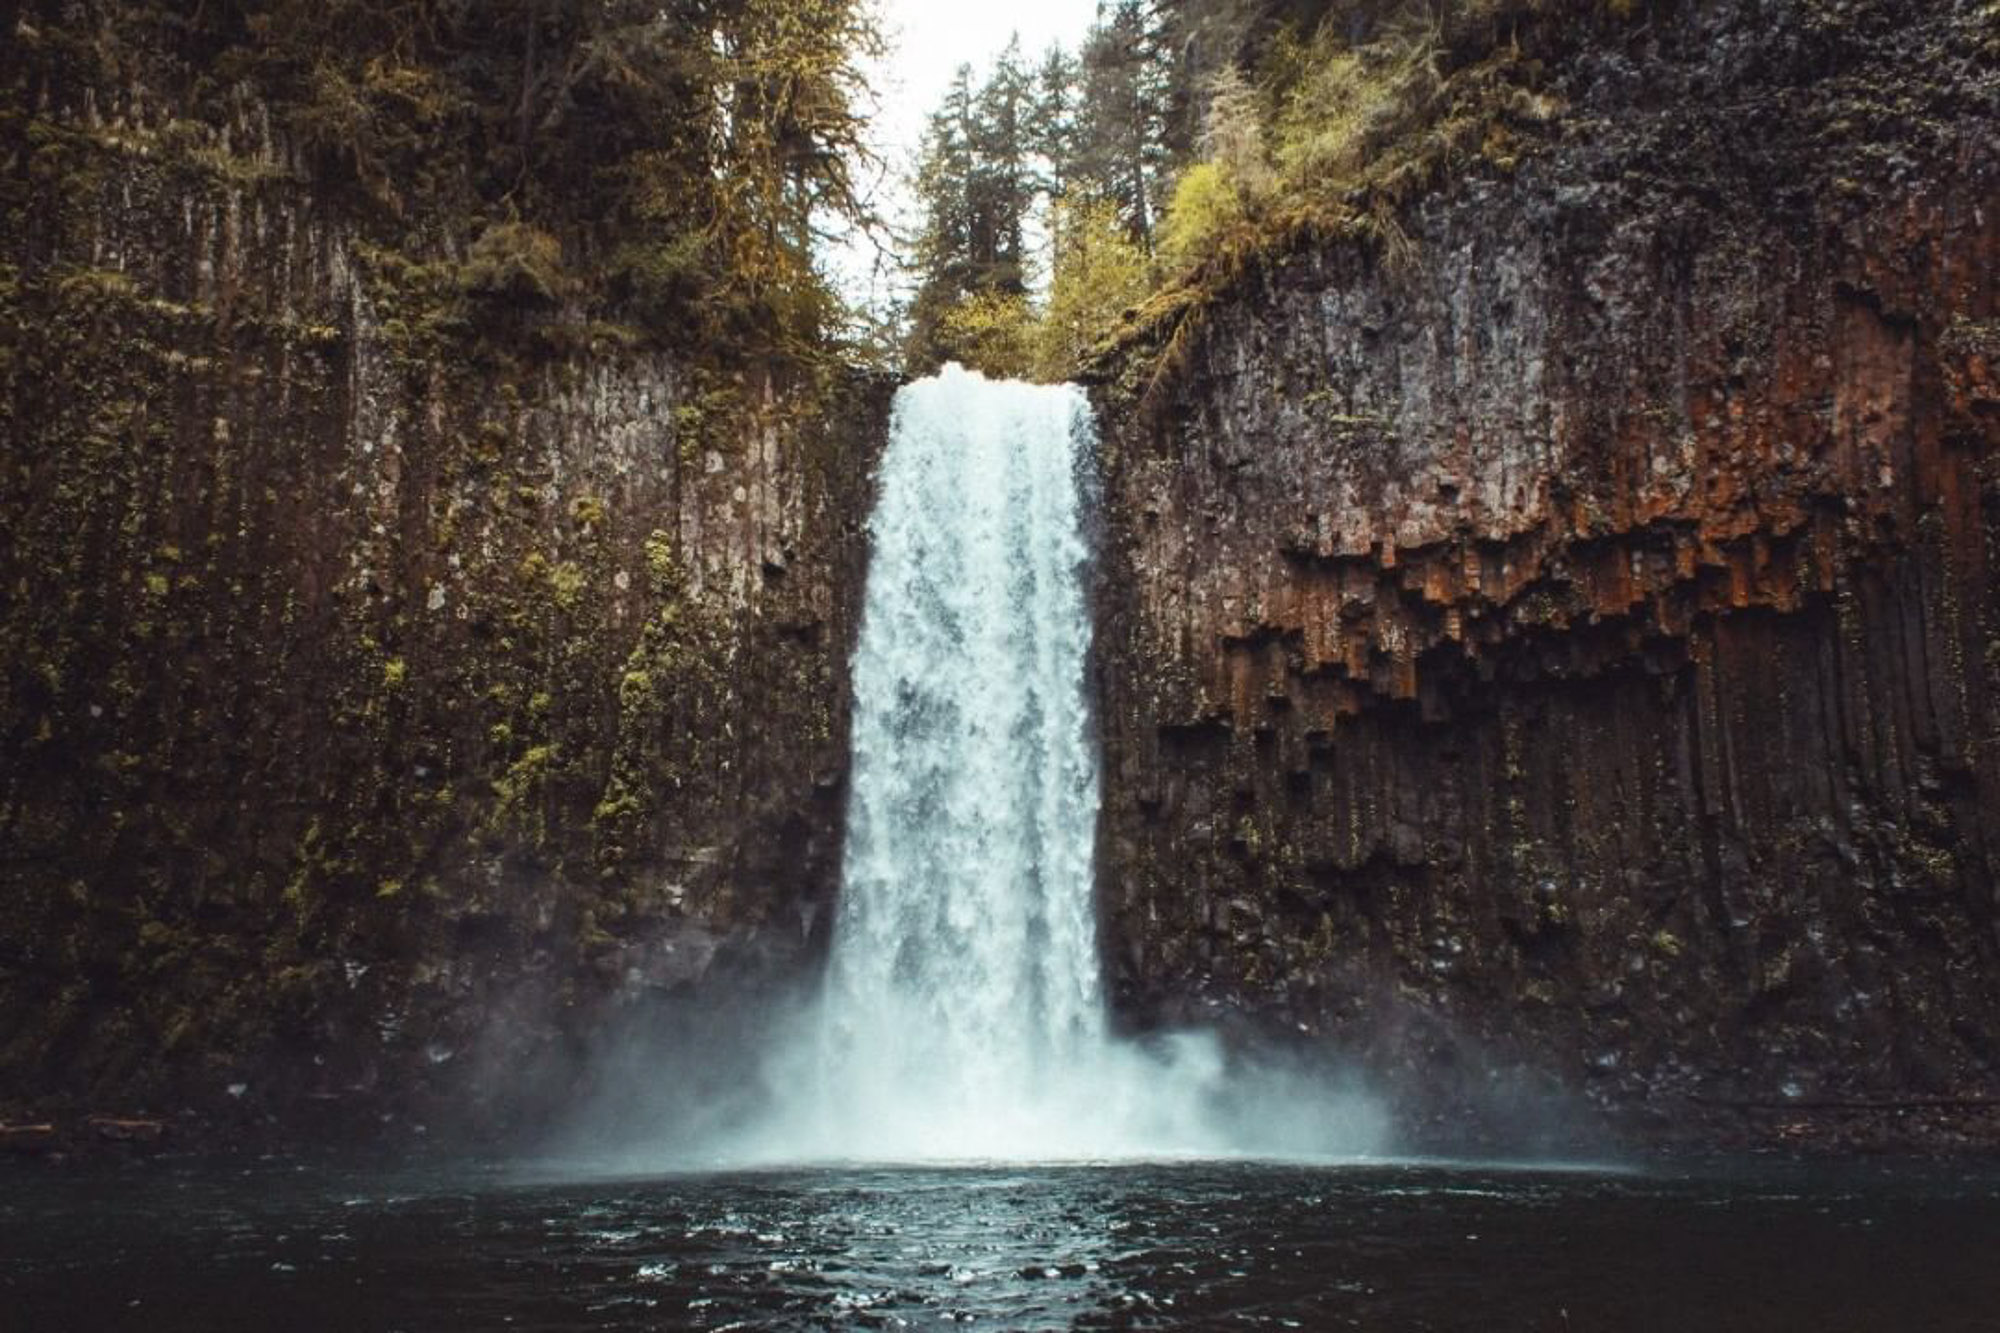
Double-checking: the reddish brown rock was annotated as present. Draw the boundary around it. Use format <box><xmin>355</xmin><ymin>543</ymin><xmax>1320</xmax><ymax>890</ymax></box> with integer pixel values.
<box><xmin>1091</xmin><ymin>0</ymin><xmax>2000</xmax><ymax>1139</ymax></box>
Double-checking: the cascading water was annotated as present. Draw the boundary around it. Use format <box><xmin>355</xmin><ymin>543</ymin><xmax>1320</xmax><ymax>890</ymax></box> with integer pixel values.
<box><xmin>811</xmin><ymin>364</ymin><xmax>1108</xmax><ymax>1158</ymax></box>
<box><xmin>733</xmin><ymin>364</ymin><xmax>1386</xmax><ymax>1164</ymax></box>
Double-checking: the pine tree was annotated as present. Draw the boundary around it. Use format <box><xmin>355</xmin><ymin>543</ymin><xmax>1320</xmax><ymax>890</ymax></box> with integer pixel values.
<box><xmin>1032</xmin><ymin>45</ymin><xmax>1081</xmax><ymax>200</ymax></box>
<box><xmin>189</xmin><ymin>0</ymin><xmax>881</xmax><ymax>350</ymax></box>
<box><xmin>1153</xmin><ymin>0</ymin><xmax>1346</xmax><ymax>168</ymax></box>
<box><xmin>907</xmin><ymin>41</ymin><xmax>1045</xmax><ymax>369</ymax></box>
<box><xmin>906</xmin><ymin>69</ymin><xmax>980</xmax><ymax>365</ymax></box>
<box><xmin>968</xmin><ymin>36</ymin><xmax>1035</xmax><ymax>294</ymax></box>
<box><xmin>1072</xmin><ymin>0</ymin><xmax>1170</xmax><ymax>246</ymax></box>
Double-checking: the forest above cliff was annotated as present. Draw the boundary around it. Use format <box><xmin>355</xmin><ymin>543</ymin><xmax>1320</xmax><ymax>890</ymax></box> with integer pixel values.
<box><xmin>898</xmin><ymin>0</ymin><xmax>1682</xmax><ymax>382</ymax></box>
<box><xmin>6</xmin><ymin>0</ymin><xmax>880</xmax><ymax>361</ymax></box>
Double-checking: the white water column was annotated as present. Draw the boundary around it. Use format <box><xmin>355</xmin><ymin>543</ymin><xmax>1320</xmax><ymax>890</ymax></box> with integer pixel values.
<box><xmin>742</xmin><ymin>364</ymin><xmax>1385</xmax><ymax>1164</ymax></box>
<box><xmin>813</xmin><ymin>365</ymin><xmax>1106</xmax><ymax>1157</ymax></box>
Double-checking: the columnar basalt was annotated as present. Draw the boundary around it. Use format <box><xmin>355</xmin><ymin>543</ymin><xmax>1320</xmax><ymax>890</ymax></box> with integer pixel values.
<box><xmin>0</xmin><ymin>31</ymin><xmax>891</xmax><ymax>1126</ymax></box>
<box><xmin>1093</xmin><ymin>0</ymin><xmax>2000</xmax><ymax>1139</ymax></box>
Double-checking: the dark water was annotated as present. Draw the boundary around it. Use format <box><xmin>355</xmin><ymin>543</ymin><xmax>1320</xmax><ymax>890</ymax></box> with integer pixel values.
<box><xmin>5</xmin><ymin>1154</ymin><xmax>1999</xmax><ymax>1331</ymax></box>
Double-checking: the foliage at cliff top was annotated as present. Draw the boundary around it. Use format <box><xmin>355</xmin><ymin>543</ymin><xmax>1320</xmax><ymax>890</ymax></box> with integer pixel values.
<box><xmin>5</xmin><ymin>0</ymin><xmax>881</xmax><ymax>361</ymax></box>
<box><xmin>1131</xmin><ymin>0</ymin><xmax>1591</xmax><ymax>362</ymax></box>
<box><xmin>899</xmin><ymin>0</ymin><xmax>1633</xmax><ymax>384</ymax></box>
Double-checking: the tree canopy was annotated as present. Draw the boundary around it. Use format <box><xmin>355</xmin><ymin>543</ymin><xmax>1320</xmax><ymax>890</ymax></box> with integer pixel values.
<box><xmin>53</xmin><ymin>0</ymin><xmax>886</xmax><ymax>357</ymax></box>
<box><xmin>899</xmin><ymin>0</ymin><xmax>1609</xmax><ymax>382</ymax></box>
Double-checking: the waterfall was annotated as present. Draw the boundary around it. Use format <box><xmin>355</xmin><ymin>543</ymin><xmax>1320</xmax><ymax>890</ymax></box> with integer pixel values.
<box><xmin>814</xmin><ymin>365</ymin><xmax>1105</xmax><ymax>1158</ymax></box>
<box><xmin>737</xmin><ymin>364</ymin><xmax>1387</xmax><ymax>1164</ymax></box>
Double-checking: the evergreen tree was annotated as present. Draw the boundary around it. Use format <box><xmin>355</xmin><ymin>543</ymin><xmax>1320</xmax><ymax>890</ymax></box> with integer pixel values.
<box><xmin>968</xmin><ymin>36</ymin><xmax>1035</xmax><ymax>294</ymax></box>
<box><xmin>906</xmin><ymin>41</ymin><xmax>1043</xmax><ymax>368</ymax></box>
<box><xmin>156</xmin><ymin>0</ymin><xmax>882</xmax><ymax>351</ymax></box>
<box><xmin>1072</xmin><ymin>0</ymin><xmax>1171</xmax><ymax>246</ymax></box>
<box><xmin>906</xmin><ymin>66</ymin><xmax>981</xmax><ymax>366</ymax></box>
<box><xmin>1032</xmin><ymin>45</ymin><xmax>1081</xmax><ymax>200</ymax></box>
<box><xmin>1152</xmin><ymin>0</ymin><xmax>1347</xmax><ymax>167</ymax></box>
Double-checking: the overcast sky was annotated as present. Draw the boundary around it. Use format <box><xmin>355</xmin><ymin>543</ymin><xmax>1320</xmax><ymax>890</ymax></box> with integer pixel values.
<box><xmin>835</xmin><ymin>0</ymin><xmax>1102</xmax><ymax>311</ymax></box>
<box><xmin>867</xmin><ymin>0</ymin><xmax>1099</xmax><ymax>167</ymax></box>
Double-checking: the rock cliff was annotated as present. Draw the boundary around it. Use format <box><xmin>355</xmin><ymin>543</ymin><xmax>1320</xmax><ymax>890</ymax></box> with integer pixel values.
<box><xmin>9</xmin><ymin>0</ymin><xmax>2000</xmax><ymax>1153</ymax></box>
<box><xmin>1093</xmin><ymin>0</ymin><xmax>2000</xmax><ymax>1141</ymax></box>
<box><xmin>0</xmin><ymin>22</ymin><xmax>890</xmax><ymax>1129</ymax></box>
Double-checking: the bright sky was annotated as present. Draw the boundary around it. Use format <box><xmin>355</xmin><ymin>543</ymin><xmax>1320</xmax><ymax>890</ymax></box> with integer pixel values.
<box><xmin>868</xmin><ymin>0</ymin><xmax>1099</xmax><ymax>169</ymax></box>
<box><xmin>835</xmin><ymin>0</ymin><xmax>1102</xmax><ymax>312</ymax></box>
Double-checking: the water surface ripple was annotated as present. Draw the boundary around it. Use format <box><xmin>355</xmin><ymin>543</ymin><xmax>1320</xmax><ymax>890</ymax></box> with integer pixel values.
<box><xmin>6</xmin><ymin>1157</ymin><xmax>1999</xmax><ymax>1330</ymax></box>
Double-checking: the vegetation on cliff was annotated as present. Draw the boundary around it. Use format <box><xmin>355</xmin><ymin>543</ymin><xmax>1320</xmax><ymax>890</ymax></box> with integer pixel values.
<box><xmin>901</xmin><ymin>0</ymin><xmax>1633</xmax><ymax>383</ymax></box>
<box><xmin>1090</xmin><ymin>0</ymin><xmax>2000</xmax><ymax>1143</ymax></box>
<box><xmin>0</xmin><ymin>0</ymin><xmax>887</xmax><ymax>1122</ymax></box>
<box><xmin>3</xmin><ymin>0</ymin><xmax>1994</xmax><ymax>1152</ymax></box>
<box><xmin>7</xmin><ymin>0</ymin><xmax>881</xmax><ymax>357</ymax></box>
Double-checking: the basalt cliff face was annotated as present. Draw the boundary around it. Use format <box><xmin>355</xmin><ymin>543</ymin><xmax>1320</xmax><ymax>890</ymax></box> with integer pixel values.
<box><xmin>1093</xmin><ymin>0</ymin><xmax>2000</xmax><ymax>1141</ymax></box>
<box><xmin>9</xmin><ymin>0</ymin><xmax>2000</xmax><ymax>1153</ymax></box>
<box><xmin>0</xmin><ymin>25</ymin><xmax>889</xmax><ymax>1128</ymax></box>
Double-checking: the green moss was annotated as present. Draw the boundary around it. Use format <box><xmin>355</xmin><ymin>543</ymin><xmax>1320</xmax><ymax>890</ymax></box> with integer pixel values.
<box><xmin>643</xmin><ymin>531</ymin><xmax>680</xmax><ymax>590</ymax></box>
<box><xmin>669</xmin><ymin>377</ymin><xmax>748</xmax><ymax>469</ymax></box>
<box><xmin>351</xmin><ymin>242</ymin><xmax>471</xmax><ymax>363</ymax></box>
<box><xmin>547</xmin><ymin>561</ymin><xmax>586</xmax><ymax>609</ymax></box>
<box><xmin>592</xmin><ymin>784</ymin><xmax>643</xmax><ymax>826</ymax></box>
<box><xmin>619</xmin><ymin>669</ymin><xmax>655</xmax><ymax>707</ymax></box>
<box><xmin>492</xmin><ymin>744</ymin><xmax>559</xmax><ymax>814</ymax></box>
<box><xmin>54</xmin><ymin>267</ymin><xmax>140</xmax><ymax>304</ymax></box>
<box><xmin>459</xmin><ymin>222</ymin><xmax>571</xmax><ymax>305</ymax></box>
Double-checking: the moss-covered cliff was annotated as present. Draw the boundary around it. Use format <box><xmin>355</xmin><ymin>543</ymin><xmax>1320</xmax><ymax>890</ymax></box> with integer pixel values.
<box><xmin>0</xmin><ymin>4</ymin><xmax>890</xmax><ymax>1130</ymax></box>
<box><xmin>8</xmin><ymin>0</ymin><xmax>1999</xmax><ymax>1153</ymax></box>
<box><xmin>1093</xmin><ymin>0</ymin><xmax>2000</xmax><ymax>1144</ymax></box>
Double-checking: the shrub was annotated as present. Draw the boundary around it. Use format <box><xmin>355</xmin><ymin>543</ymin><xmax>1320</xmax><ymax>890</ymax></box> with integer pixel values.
<box><xmin>936</xmin><ymin>290</ymin><xmax>1039</xmax><ymax>380</ymax></box>
<box><xmin>1157</xmin><ymin>161</ymin><xmax>1251</xmax><ymax>275</ymax></box>
<box><xmin>1034</xmin><ymin>195</ymin><xmax>1150</xmax><ymax>380</ymax></box>
<box><xmin>460</xmin><ymin>223</ymin><xmax>570</xmax><ymax>306</ymax></box>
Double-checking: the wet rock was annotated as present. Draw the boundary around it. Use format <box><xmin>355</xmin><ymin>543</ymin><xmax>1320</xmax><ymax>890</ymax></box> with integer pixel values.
<box><xmin>0</xmin><ymin>17</ymin><xmax>895</xmax><ymax>1130</ymax></box>
<box><xmin>85</xmin><ymin>1116</ymin><xmax>165</xmax><ymax>1144</ymax></box>
<box><xmin>1091</xmin><ymin>0</ymin><xmax>2000</xmax><ymax>1144</ymax></box>
<box><xmin>0</xmin><ymin>1124</ymin><xmax>59</xmax><ymax>1155</ymax></box>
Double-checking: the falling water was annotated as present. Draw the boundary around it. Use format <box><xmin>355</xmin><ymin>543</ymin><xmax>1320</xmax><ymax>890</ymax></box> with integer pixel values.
<box><xmin>812</xmin><ymin>365</ymin><xmax>1106</xmax><ymax>1158</ymax></box>
<box><xmin>731</xmin><ymin>364</ymin><xmax>1386</xmax><ymax>1163</ymax></box>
